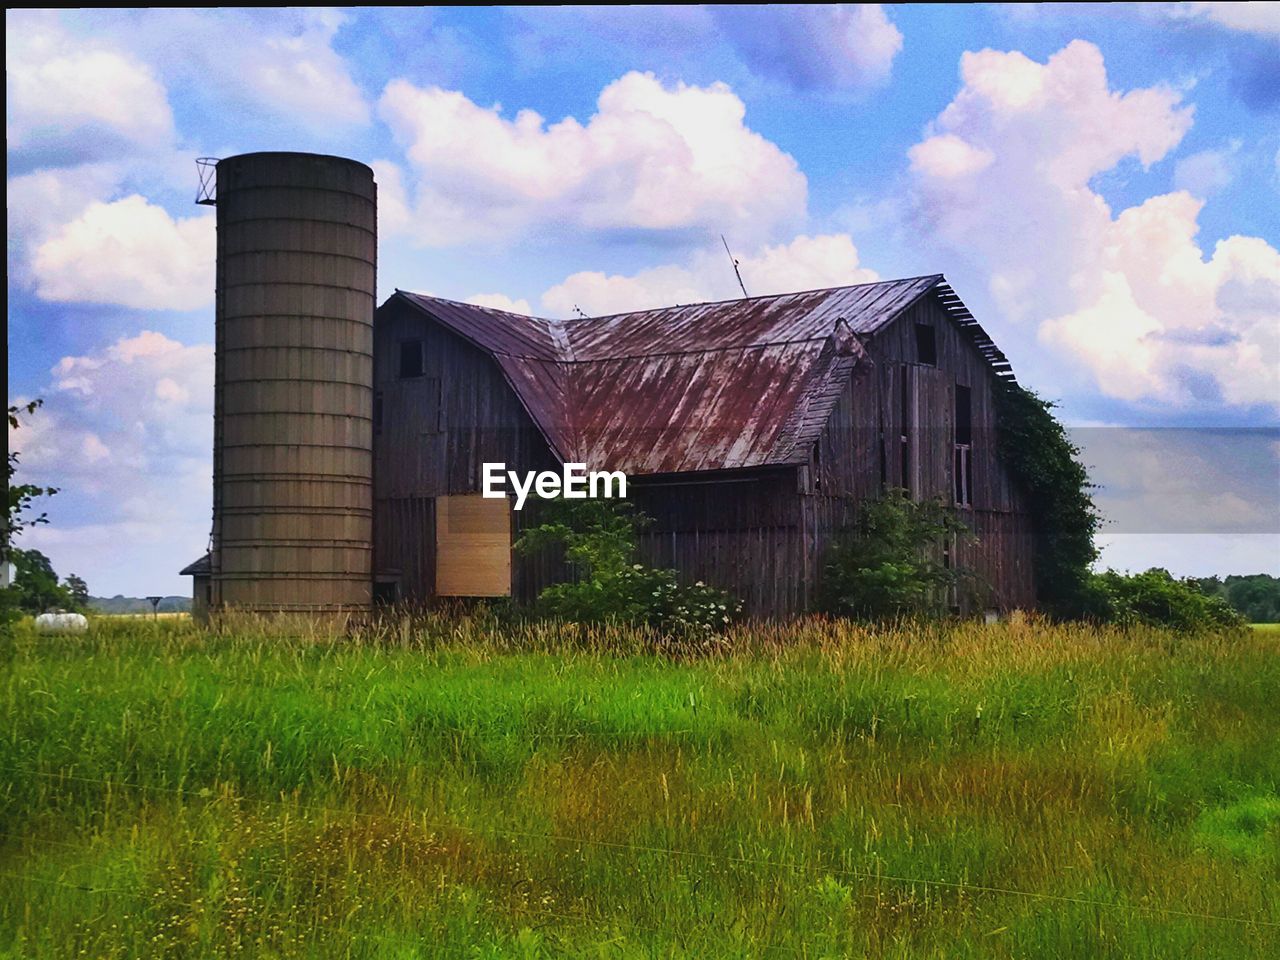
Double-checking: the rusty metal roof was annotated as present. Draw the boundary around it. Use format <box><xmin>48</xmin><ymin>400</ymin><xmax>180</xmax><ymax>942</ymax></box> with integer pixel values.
<box><xmin>392</xmin><ymin>275</ymin><xmax>1001</xmax><ymax>475</ymax></box>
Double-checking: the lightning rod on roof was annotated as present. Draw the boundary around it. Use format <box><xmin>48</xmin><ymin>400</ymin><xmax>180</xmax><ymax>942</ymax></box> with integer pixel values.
<box><xmin>721</xmin><ymin>234</ymin><xmax>749</xmax><ymax>299</ymax></box>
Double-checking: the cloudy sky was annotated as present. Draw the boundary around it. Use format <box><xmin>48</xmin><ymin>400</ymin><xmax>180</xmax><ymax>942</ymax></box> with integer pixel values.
<box><xmin>7</xmin><ymin>4</ymin><xmax>1279</xmax><ymax>597</ymax></box>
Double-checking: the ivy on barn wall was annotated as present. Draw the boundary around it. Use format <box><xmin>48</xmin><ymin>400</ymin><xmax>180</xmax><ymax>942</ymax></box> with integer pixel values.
<box><xmin>993</xmin><ymin>382</ymin><xmax>1103</xmax><ymax>619</ymax></box>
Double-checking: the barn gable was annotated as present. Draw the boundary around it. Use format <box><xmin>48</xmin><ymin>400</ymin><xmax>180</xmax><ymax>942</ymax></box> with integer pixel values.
<box><xmin>390</xmin><ymin>276</ymin><xmax>1010</xmax><ymax>477</ymax></box>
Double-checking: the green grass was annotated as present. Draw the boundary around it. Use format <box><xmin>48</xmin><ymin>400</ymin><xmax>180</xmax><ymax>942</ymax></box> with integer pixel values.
<box><xmin>1</xmin><ymin>614</ymin><xmax>1277</xmax><ymax>958</ymax></box>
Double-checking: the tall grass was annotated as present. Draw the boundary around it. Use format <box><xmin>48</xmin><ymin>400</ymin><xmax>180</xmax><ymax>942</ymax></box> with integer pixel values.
<box><xmin>1</xmin><ymin>615</ymin><xmax>1277</xmax><ymax>958</ymax></box>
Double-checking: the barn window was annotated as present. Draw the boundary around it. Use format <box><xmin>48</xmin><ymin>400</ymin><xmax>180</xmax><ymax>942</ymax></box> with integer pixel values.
<box><xmin>954</xmin><ymin>385</ymin><xmax>973</xmax><ymax>507</ymax></box>
<box><xmin>373</xmin><ymin>577</ymin><xmax>399</xmax><ymax>605</ymax></box>
<box><xmin>435</xmin><ymin>494</ymin><xmax>511</xmax><ymax>596</ymax></box>
<box><xmin>915</xmin><ymin>324</ymin><xmax>937</xmax><ymax>366</ymax></box>
<box><xmin>399</xmin><ymin>339</ymin><xmax>424</xmax><ymax>379</ymax></box>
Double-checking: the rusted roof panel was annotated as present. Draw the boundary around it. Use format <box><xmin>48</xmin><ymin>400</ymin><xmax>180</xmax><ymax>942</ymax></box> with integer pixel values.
<box><xmin>390</xmin><ymin>274</ymin><xmax>994</xmax><ymax>476</ymax></box>
<box><xmin>564</xmin><ymin>340</ymin><xmax>834</xmax><ymax>474</ymax></box>
<box><xmin>560</xmin><ymin>275</ymin><xmax>942</xmax><ymax>358</ymax></box>
<box><xmin>493</xmin><ymin>354</ymin><xmax>575</xmax><ymax>461</ymax></box>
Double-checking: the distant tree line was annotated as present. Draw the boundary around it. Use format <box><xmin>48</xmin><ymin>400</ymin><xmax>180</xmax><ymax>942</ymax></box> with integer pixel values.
<box><xmin>1194</xmin><ymin>574</ymin><xmax>1280</xmax><ymax>624</ymax></box>
<box><xmin>88</xmin><ymin>595</ymin><xmax>191</xmax><ymax>615</ymax></box>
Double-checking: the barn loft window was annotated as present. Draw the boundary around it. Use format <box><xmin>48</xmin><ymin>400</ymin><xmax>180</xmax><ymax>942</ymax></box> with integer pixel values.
<box><xmin>915</xmin><ymin>323</ymin><xmax>938</xmax><ymax>366</ymax></box>
<box><xmin>399</xmin><ymin>339</ymin><xmax>424</xmax><ymax>379</ymax></box>
<box><xmin>435</xmin><ymin>494</ymin><xmax>512</xmax><ymax>597</ymax></box>
<box><xmin>954</xmin><ymin>384</ymin><xmax>973</xmax><ymax>507</ymax></box>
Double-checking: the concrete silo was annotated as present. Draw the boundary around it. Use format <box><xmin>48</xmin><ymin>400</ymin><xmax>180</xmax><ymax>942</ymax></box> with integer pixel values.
<box><xmin>209</xmin><ymin>152</ymin><xmax>376</xmax><ymax>612</ymax></box>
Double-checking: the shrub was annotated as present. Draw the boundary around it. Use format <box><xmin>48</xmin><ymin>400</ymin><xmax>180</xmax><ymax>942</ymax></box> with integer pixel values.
<box><xmin>817</xmin><ymin>489</ymin><xmax>981</xmax><ymax>620</ymax></box>
<box><xmin>1089</xmin><ymin>567</ymin><xmax>1245</xmax><ymax>631</ymax></box>
<box><xmin>513</xmin><ymin>498</ymin><xmax>741</xmax><ymax>640</ymax></box>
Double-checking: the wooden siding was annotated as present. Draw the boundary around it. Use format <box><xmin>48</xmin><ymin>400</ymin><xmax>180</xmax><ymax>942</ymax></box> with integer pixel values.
<box><xmin>372</xmin><ymin>289</ymin><xmax>1035</xmax><ymax>616</ymax></box>
<box><xmin>373</xmin><ymin>496</ymin><xmax>434</xmax><ymax>602</ymax></box>
<box><xmin>629</xmin><ymin>469</ymin><xmax>809</xmax><ymax>616</ymax></box>
<box><xmin>372</xmin><ymin>299</ymin><xmax>558</xmax><ymax>603</ymax></box>
<box><xmin>373</xmin><ymin>300</ymin><xmax>556</xmax><ymax>498</ymax></box>
<box><xmin>808</xmin><ymin>291</ymin><xmax>1035</xmax><ymax>611</ymax></box>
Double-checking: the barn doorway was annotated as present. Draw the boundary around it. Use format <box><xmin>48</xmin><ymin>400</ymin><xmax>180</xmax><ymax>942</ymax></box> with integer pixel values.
<box><xmin>435</xmin><ymin>494</ymin><xmax>512</xmax><ymax>596</ymax></box>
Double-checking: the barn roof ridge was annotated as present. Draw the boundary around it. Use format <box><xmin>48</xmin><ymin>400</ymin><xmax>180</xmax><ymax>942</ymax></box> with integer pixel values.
<box><xmin>545</xmin><ymin>272</ymin><xmax>946</xmax><ymax>325</ymax></box>
<box><xmin>388</xmin><ymin>274</ymin><xmax>1013</xmax><ymax>476</ymax></box>
<box><xmin>394</xmin><ymin>272</ymin><xmax>945</xmax><ymax>328</ymax></box>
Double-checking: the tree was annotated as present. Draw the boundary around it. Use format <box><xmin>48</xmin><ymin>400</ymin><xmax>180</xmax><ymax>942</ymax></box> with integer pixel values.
<box><xmin>64</xmin><ymin>574</ymin><xmax>90</xmax><ymax>611</ymax></box>
<box><xmin>1195</xmin><ymin>573</ymin><xmax>1280</xmax><ymax>624</ymax></box>
<box><xmin>11</xmin><ymin>549</ymin><xmax>72</xmax><ymax>615</ymax></box>
<box><xmin>4</xmin><ymin>401</ymin><xmax>60</xmax><ymax>625</ymax></box>
<box><xmin>5</xmin><ymin>400</ymin><xmax>58</xmax><ymax>561</ymax></box>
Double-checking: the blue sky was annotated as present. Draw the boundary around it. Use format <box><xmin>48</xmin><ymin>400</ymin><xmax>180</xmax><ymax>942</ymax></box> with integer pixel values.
<box><xmin>7</xmin><ymin>4</ymin><xmax>1279</xmax><ymax>596</ymax></box>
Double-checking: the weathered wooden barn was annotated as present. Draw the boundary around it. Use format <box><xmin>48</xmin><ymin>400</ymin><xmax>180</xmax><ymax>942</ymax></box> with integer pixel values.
<box><xmin>373</xmin><ymin>275</ymin><xmax>1035</xmax><ymax>616</ymax></box>
<box><xmin>179</xmin><ymin>153</ymin><xmax>1033</xmax><ymax>619</ymax></box>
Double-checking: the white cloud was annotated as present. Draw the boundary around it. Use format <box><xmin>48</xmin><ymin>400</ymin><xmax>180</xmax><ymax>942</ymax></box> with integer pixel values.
<box><xmin>1170</xmin><ymin>2</ymin><xmax>1280</xmax><ymax>38</ymax></box>
<box><xmin>542</xmin><ymin>233</ymin><xmax>877</xmax><ymax>317</ymax></box>
<box><xmin>370</xmin><ymin>159</ymin><xmax>413</xmax><ymax>237</ymax></box>
<box><xmin>1038</xmin><ymin>194</ymin><xmax>1280</xmax><ymax>410</ymax></box>
<box><xmin>465</xmin><ymin>293</ymin><xmax>532</xmax><ymax>315</ymax></box>
<box><xmin>7</xmin><ymin>165</ymin><xmax>125</xmax><ymax>246</ymax></box>
<box><xmin>6</xmin><ymin>18</ymin><xmax>175</xmax><ymax>164</ymax></box>
<box><xmin>506</xmin><ymin>6</ymin><xmax>901</xmax><ymax>92</ymax></box>
<box><xmin>710</xmin><ymin>5</ymin><xmax>903</xmax><ymax>91</ymax></box>
<box><xmin>10</xmin><ymin>331</ymin><xmax>214</xmax><ymax>595</ymax></box>
<box><xmin>908</xmin><ymin>39</ymin><xmax>1280</xmax><ymax>412</ymax></box>
<box><xmin>172</xmin><ymin>8</ymin><xmax>368</xmax><ymax>129</ymax></box>
<box><xmin>32</xmin><ymin>195</ymin><xmax>215</xmax><ymax>310</ymax></box>
<box><xmin>6</xmin><ymin>162</ymin><xmax>131</xmax><ymax>290</ymax></box>
<box><xmin>75</xmin><ymin>8</ymin><xmax>369</xmax><ymax>132</ymax></box>
<box><xmin>908</xmin><ymin>133</ymin><xmax>994</xmax><ymax>179</ymax></box>
<box><xmin>378</xmin><ymin>71</ymin><xmax>807</xmax><ymax>245</ymax></box>
<box><xmin>1173</xmin><ymin>142</ymin><xmax>1240</xmax><ymax>196</ymax></box>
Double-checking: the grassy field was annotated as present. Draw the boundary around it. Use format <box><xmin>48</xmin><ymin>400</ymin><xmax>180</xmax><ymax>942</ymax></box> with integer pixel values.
<box><xmin>1</xmin><ymin>615</ymin><xmax>1277</xmax><ymax>958</ymax></box>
